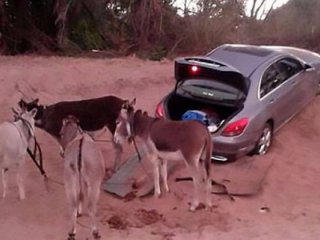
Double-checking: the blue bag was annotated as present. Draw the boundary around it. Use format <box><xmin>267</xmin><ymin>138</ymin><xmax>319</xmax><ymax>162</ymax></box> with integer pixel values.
<box><xmin>181</xmin><ymin>110</ymin><xmax>209</xmax><ymax>125</ymax></box>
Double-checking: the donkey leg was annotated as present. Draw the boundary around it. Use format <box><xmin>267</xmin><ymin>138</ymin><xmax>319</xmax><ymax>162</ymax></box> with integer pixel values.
<box><xmin>16</xmin><ymin>159</ymin><xmax>26</xmax><ymax>200</ymax></box>
<box><xmin>112</xmin><ymin>142</ymin><xmax>123</xmax><ymax>171</ymax></box>
<box><xmin>67</xmin><ymin>207</ymin><xmax>77</xmax><ymax>240</ymax></box>
<box><xmin>2</xmin><ymin>168</ymin><xmax>8</xmax><ymax>199</ymax></box>
<box><xmin>77</xmin><ymin>192</ymin><xmax>84</xmax><ymax>217</ymax></box>
<box><xmin>205</xmin><ymin>178</ymin><xmax>212</xmax><ymax>208</ymax></box>
<box><xmin>190</xmin><ymin>168</ymin><xmax>201</xmax><ymax>212</ymax></box>
<box><xmin>88</xmin><ymin>182</ymin><xmax>102</xmax><ymax>239</ymax></box>
<box><xmin>160</xmin><ymin>158</ymin><xmax>170</xmax><ymax>193</ymax></box>
<box><xmin>151</xmin><ymin>155</ymin><xmax>161</xmax><ymax>198</ymax></box>
<box><xmin>64</xmin><ymin>173</ymin><xmax>78</xmax><ymax>239</ymax></box>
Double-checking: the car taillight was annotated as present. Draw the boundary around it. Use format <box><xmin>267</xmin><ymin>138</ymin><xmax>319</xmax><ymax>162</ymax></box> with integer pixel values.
<box><xmin>155</xmin><ymin>102</ymin><xmax>164</xmax><ymax>118</ymax></box>
<box><xmin>222</xmin><ymin>118</ymin><xmax>248</xmax><ymax>137</ymax></box>
<box><xmin>190</xmin><ymin>65</ymin><xmax>199</xmax><ymax>73</ymax></box>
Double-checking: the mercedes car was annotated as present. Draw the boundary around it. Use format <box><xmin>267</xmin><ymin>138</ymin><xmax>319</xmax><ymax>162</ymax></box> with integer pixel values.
<box><xmin>155</xmin><ymin>44</ymin><xmax>320</xmax><ymax>161</ymax></box>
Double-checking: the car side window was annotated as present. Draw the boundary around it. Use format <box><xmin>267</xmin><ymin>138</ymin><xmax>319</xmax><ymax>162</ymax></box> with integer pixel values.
<box><xmin>260</xmin><ymin>64</ymin><xmax>280</xmax><ymax>98</ymax></box>
<box><xmin>277</xmin><ymin>57</ymin><xmax>304</xmax><ymax>79</ymax></box>
<box><xmin>259</xmin><ymin>57</ymin><xmax>303</xmax><ymax>98</ymax></box>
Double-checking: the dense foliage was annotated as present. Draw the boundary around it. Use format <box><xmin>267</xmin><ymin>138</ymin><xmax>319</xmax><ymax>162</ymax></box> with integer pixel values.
<box><xmin>0</xmin><ymin>0</ymin><xmax>319</xmax><ymax>57</ymax></box>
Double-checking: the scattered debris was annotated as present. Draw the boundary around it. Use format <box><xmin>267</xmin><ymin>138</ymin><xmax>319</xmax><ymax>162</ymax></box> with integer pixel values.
<box><xmin>124</xmin><ymin>192</ymin><xmax>136</xmax><ymax>202</ymax></box>
<box><xmin>107</xmin><ymin>215</ymin><xmax>128</xmax><ymax>230</ymax></box>
<box><xmin>135</xmin><ymin>209</ymin><xmax>163</xmax><ymax>225</ymax></box>
<box><xmin>259</xmin><ymin>206</ymin><xmax>271</xmax><ymax>213</ymax></box>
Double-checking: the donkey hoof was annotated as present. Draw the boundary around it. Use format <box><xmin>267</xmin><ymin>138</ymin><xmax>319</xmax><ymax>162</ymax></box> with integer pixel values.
<box><xmin>19</xmin><ymin>194</ymin><xmax>26</xmax><ymax>200</ymax></box>
<box><xmin>67</xmin><ymin>232</ymin><xmax>75</xmax><ymax>240</ymax></box>
<box><xmin>154</xmin><ymin>193</ymin><xmax>161</xmax><ymax>198</ymax></box>
<box><xmin>93</xmin><ymin>230</ymin><xmax>101</xmax><ymax>239</ymax></box>
<box><xmin>189</xmin><ymin>205</ymin><xmax>197</xmax><ymax>212</ymax></box>
<box><xmin>189</xmin><ymin>205</ymin><xmax>198</xmax><ymax>212</ymax></box>
<box><xmin>189</xmin><ymin>202</ymin><xmax>200</xmax><ymax>212</ymax></box>
<box><xmin>76</xmin><ymin>212</ymin><xmax>82</xmax><ymax>218</ymax></box>
<box><xmin>206</xmin><ymin>202</ymin><xmax>213</xmax><ymax>210</ymax></box>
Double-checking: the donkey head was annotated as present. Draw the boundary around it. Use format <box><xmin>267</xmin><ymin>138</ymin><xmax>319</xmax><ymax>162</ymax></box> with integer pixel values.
<box><xmin>18</xmin><ymin>98</ymin><xmax>44</xmax><ymax>120</ymax></box>
<box><xmin>113</xmin><ymin>98</ymin><xmax>136</xmax><ymax>145</ymax></box>
<box><xmin>59</xmin><ymin>115</ymin><xmax>80</xmax><ymax>150</ymax></box>
<box><xmin>18</xmin><ymin>108</ymin><xmax>38</xmax><ymax>137</ymax></box>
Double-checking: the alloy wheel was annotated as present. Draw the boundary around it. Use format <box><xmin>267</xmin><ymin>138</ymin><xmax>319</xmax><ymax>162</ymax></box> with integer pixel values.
<box><xmin>256</xmin><ymin>124</ymin><xmax>272</xmax><ymax>155</ymax></box>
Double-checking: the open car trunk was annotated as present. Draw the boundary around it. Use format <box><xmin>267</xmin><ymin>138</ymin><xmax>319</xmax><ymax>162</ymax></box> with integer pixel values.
<box><xmin>164</xmin><ymin>92</ymin><xmax>243</xmax><ymax>133</ymax></box>
<box><xmin>164</xmin><ymin>57</ymin><xmax>247</xmax><ymax>132</ymax></box>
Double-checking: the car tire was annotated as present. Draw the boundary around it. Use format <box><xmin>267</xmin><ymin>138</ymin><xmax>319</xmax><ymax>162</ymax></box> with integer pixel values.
<box><xmin>254</xmin><ymin>123</ymin><xmax>273</xmax><ymax>156</ymax></box>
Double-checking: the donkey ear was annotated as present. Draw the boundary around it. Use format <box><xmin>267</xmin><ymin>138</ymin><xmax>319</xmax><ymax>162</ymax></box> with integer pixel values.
<box><xmin>19</xmin><ymin>99</ymin><xmax>27</xmax><ymax>108</ymax></box>
<box><xmin>122</xmin><ymin>100</ymin><xmax>130</xmax><ymax>109</ymax></box>
<box><xmin>129</xmin><ymin>98</ymin><xmax>136</xmax><ymax>106</ymax></box>
<box><xmin>11</xmin><ymin>107</ymin><xmax>21</xmax><ymax>116</ymax></box>
<box><xmin>30</xmin><ymin>108</ymin><xmax>38</xmax><ymax>118</ymax></box>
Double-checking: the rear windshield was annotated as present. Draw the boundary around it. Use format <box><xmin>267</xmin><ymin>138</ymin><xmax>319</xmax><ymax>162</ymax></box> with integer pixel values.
<box><xmin>176</xmin><ymin>79</ymin><xmax>246</xmax><ymax>104</ymax></box>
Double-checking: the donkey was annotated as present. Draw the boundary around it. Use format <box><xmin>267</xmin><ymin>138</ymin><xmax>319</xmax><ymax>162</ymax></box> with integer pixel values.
<box><xmin>0</xmin><ymin>108</ymin><xmax>37</xmax><ymax>200</ymax></box>
<box><xmin>113</xmin><ymin>100</ymin><xmax>213</xmax><ymax>211</ymax></box>
<box><xmin>60</xmin><ymin>115</ymin><xmax>105</xmax><ymax>240</ymax></box>
<box><xmin>19</xmin><ymin>96</ymin><xmax>126</xmax><ymax>169</ymax></box>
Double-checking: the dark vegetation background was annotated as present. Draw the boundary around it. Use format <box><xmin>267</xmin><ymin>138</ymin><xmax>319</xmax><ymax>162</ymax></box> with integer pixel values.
<box><xmin>0</xmin><ymin>0</ymin><xmax>319</xmax><ymax>59</ymax></box>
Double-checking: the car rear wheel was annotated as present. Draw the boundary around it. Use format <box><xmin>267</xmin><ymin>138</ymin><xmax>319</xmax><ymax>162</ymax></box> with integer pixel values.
<box><xmin>254</xmin><ymin>123</ymin><xmax>272</xmax><ymax>156</ymax></box>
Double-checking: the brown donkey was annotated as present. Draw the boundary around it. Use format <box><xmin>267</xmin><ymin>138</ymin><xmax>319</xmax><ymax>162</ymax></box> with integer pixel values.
<box><xmin>113</xmin><ymin>100</ymin><xmax>213</xmax><ymax>211</ymax></box>
<box><xmin>60</xmin><ymin>116</ymin><xmax>105</xmax><ymax>239</ymax></box>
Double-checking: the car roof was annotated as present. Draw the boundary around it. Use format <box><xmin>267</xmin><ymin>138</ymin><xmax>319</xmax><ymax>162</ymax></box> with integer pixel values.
<box><xmin>206</xmin><ymin>44</ymin><xmax>298</xmax><ymax>78</ymax></box>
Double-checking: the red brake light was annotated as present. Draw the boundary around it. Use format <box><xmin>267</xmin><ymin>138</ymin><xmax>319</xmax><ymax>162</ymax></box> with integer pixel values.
<box><xmin>222</xmin><ymin>118</ymin><xmax>248</xmax><ymax>137</ymax></box>
<box><xmin>155</xmin><ymin>102</ymin><xmax>164</xmax><ymax>118</ymax></box>
<box><xmin>190</xmin><ymin>65</ymin><xmax>199</xmax><ymax>74</ymax></box>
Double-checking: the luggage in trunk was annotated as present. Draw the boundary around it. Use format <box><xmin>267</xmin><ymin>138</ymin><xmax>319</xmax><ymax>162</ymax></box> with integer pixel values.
<box><xmin>165</xmin><ymin>93</ymin><xmax>242</xmax><ymax>133</ymax></box>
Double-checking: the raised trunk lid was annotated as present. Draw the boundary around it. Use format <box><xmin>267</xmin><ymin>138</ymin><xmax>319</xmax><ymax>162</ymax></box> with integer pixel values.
<box><xmin>174</xmin><ymin>57</ymin><xmax>249</xmax><ymax>99</ymax></box>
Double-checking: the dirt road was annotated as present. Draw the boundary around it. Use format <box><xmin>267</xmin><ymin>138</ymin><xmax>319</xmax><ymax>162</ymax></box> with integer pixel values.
<box><xmin>0</xmin><ymin>55</ymin><xmax>320</xmax><ymax>240</ymax></box>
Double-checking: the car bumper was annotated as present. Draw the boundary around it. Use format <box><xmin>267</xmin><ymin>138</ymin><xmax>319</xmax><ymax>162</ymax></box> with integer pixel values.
<box><xmin>211</xmin><ymin>134</ymin><xmax>257</xmax><ymax>161</ymax></box>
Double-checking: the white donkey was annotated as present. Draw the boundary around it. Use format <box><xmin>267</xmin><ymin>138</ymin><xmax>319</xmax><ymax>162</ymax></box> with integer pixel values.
<box><xmin>0</xmin><ymin>108</ymin><xmax>37</xmax><ymax>200</ymax></box>
<box><xmin>60</xmin><ymin>115</ymin><xmax>105</xmax><ymax>240</ymax></box>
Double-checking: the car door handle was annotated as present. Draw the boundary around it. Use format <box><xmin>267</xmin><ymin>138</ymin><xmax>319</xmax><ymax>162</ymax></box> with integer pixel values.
<box><xmin>269</xmin><ymin>98</ymin><xmax>275</xmax><ymax>104</ymax></box>
<box><xmin>291</xmin><ymin>81</ymin><xmax>297</xmax><ymax>85</ymax></box>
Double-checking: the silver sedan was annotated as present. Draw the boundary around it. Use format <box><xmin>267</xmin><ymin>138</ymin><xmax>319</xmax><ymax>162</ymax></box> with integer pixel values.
<box><xmin>156</xmin><ymin>44</ymin><xmax>320</xmax><ymax>161</ymax></box>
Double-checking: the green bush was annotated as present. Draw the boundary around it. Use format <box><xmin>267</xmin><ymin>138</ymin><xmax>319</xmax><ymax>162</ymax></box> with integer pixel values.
<box><xmin>70</xmin><ymin>17</ymin><xmax>103</xmax><ymax>50</ymax></box>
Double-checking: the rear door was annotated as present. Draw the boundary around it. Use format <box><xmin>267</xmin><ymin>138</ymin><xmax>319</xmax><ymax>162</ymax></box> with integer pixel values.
<box><xmin>259</xmin><ymin>59</ymin><xmax>298</xmax><ymax>129</ymax></box>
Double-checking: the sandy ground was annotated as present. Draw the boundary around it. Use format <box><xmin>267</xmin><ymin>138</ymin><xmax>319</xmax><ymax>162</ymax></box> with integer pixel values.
<box><xmin>1</xmin><ymin>55</ymin><xmax>320</xmax><ymax>240</ymax></box>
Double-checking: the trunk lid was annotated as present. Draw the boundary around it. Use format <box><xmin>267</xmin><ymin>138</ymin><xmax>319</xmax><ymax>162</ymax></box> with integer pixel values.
<box><xmin>174</xmin><ymin>57</ymin><xmax>249</xmax><ymax>106</ymax></box>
